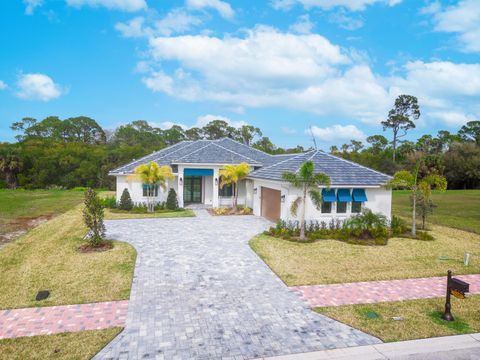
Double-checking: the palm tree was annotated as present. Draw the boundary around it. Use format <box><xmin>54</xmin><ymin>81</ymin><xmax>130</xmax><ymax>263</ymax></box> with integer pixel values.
<box><xmin>0</xmin><ymin>149</ymin><xmax>23</xmax><ymax>189</ymax></box>
<box><xmin>128</xmin><ymin>161</ymin><xmax>174</xmax><ymax>212</ymax></box>
<box><xmin>219</xmin><ymin>162</ymin><xmax>251</xmax><ymax>208</ymax></box>
<box><xmin>387</xmin><ymin>164</ymin><xmax>447</xmax><ymax>236</ymax></box>
<box><xmin>282</xmin><ymin>161</ymin><xmax>331</xmax><ymax>240</ymax></box>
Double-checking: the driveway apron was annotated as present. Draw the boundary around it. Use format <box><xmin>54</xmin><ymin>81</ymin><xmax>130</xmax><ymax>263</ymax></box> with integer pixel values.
<box><xmin>94</xmin><ymin>212</ymin><xmax>380</xmax><ymax>360</ymax></box>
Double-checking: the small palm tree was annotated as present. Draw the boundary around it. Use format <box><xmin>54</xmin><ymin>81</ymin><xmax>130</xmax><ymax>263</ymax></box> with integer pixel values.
<box><xmin>128</xmin><ymin>161</ymin><xmax>174</xmax><ymax>212</ymax></box>
<box><xmin>0</xmin><ymin>149</ymin><xmax>23</xmax><ymax>189</ymax></box>
<box><xmin>387</xmin><ymin>165</ymin><xmax>447</xmax><ymax>236</ymax></box>
<box><xmin>282</xmin><ymin>161</ymin><xmax>331</xmax><ymax>240</ymax></box>
<box><xmin>219</xmin><ymin>162</ymin><xmax>251</xmax><ymax>208</ymax></box>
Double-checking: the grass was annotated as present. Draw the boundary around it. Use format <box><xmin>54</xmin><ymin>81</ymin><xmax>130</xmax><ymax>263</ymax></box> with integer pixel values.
<box><xmin>250</xmin><ymin>224</ymin><xmax>480</xmax><ymax>286</ymax></box>
<box><xmin>0</xmin><ymin>204</ymin><xmax>137</xmax><ymax>309</ymax></box>
<box><xmin>0</xmin><ymin>189</ymin><xmax>84</xmax><ymax>240</ymax></box>
<box><xmin>316</xmin><ymin>295</ymin><xmax>480</xmax><ymax>342</ymax></box>
<box><xmin>393</xmin><ymin>189</ymin><xmax>480</xmax><ymax>234</ymax></box>
<box><xmin>104</xmin><ymin>208</ymin><xmax>195</xmax><ymax>220</ymax></box>
<box><xmin>0</xmin><ymin>327</ymin><xmax>122</xmax><ymax>360</ymax></box>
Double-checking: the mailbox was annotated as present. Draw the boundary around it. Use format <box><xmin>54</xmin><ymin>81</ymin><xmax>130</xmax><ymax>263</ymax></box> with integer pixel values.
<box><xmin>451</xmin><ymin>278</ymin><xmax>470</xmax><ymax>294</ymax></box>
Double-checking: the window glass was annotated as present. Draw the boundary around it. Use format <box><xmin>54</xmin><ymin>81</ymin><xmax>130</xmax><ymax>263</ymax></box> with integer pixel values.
<box><xmin>337</xmin><ymin>201</ymin><xmax>347</xmax><ymax>213</ymax></box>
<box><xmin>219</xmin><ymin>178</ymin><xmax>234</xmax><ymax>196</ymax></box>
<box><xmin>321</xmin><ymin>202</ymin><xmax>332</xmax><ymax>213</ymax></box>
<box><xmin>143</xmin><ymin>185</ymin><xmax>158</xmax><ymax>197</ymax></box>
<box><xmin>352</xmin><ymin>201</ymin><xmax>362</xmax><ymax>213</ymax></box>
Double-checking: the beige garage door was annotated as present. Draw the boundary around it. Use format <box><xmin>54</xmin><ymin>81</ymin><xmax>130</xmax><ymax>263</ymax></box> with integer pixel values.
<box><xmin>261</xmin><ymin>187</ymin><xmax>281</xmax><ymax>222</ymax></box>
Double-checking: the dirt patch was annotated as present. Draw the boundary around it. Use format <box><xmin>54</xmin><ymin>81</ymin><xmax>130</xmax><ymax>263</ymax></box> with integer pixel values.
<box><xmin>0</xmin><ymin>215</ymin><xmax>53</xmax><ymax>247</ymax></box>
<box><xmin>78</xmin><ymin>241</ymin><xmax>114</xmax><ymax>253</ymax></box>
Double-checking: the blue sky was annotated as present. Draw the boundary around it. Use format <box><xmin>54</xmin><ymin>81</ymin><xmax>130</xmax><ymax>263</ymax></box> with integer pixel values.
<box><xmin>0</xmin><ymin>0</ymin><xmax>479</xmax><ymax>149</ymax></box>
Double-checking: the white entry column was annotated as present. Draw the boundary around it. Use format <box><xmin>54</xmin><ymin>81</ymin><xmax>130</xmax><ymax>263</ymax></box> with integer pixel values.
<box><xmin>212</xmin><ymin>167</ymin><xmax>219</xmax><ymax>208</ymax></box>
<box><xmin>177</xmin><ymin>166</ymin><xmax>184</xmax><ymax>208</ymax></box>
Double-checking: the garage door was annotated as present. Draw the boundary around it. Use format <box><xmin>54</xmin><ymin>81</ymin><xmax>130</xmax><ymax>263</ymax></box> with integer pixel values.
<box><xmin>261</xmin><ymin>187</ymin><xmax>281</xmax><ymax>222</ymax></box>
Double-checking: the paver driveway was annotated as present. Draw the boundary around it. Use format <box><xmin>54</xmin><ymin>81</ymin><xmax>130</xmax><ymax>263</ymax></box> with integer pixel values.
<box><xmin>94</xmin><ymin>211</ymin><xmax>379</xmax><ymax>360</ymax></box>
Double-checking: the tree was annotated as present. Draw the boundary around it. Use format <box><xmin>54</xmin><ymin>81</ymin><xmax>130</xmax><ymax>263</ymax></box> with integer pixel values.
<box><xmin>202</xmin><ymin>120</ymin><xmax>236</xmax><ymax>140</ymax></box>
<box><xmin>366</xmin><ymin>135</ymin><xmax>389</xmax><ymax>153</ymax></box>
<box><xmin>185</xmin><ymin>127</ymin><xmax>203</xmax><ymax>140</ymax></box>
<box><xmin>219</xmin><ymin>163</ymin><xmax>251</xmax><ymax>208</ymax></box>
<box><xmin>458</xmin><ymin>120</ymin><xmax>480</xmax><ymax>144</ymax></box>
<box><xmin>253</xmin><ymin>136</ymin><xmax>276</xmax><ymax>153</ymax></box>
<box><xmin>387</xmin><ymin>164</ymin><xmax>447</xmax><ymax>237</ymax></box>
<box><xmin>444</xmin><ymin>142</ymin><xmax>480</xmax><ymax>189</ymax></box>
<box><xmin>129</xmin><ymin>162</ymin><xmax>174</xmax><ymax>212</ymax></box>
<box><xmin>282</xmin><ymin>161</ymin><xmax>331</xmax><ymax>240</ymax></box>
<box><xmin>166</xmin><ymin>188</ymin><xmax>179</xmax><ymax>210</ymax></box>
<box><xmin>0</xmin><ymin>146</ymin><xmax>23</xmax><ymax>189</ymax></box>
<box><xmin>119</xmin><ymin>188</ymin><xmax>133</xmax><ymax>211</ymax></box>
<box><xmin>235</xmin><ymin>125</ymin><xmax>262</xmax><ymax>145</ymax></box>
<box><xmin>382</xmin><ymin>95</ymin><xmax>420</xmax><ymax>162</ymax></box>
<box><xmin>83</xmin><ymin>188</ymin><xmax>106</xmax><ymax>246</ymax></box>
<box><xmin>414</xmin><ymin>193</ymin><xmax>436</xmax><ymax>230</ymax></box>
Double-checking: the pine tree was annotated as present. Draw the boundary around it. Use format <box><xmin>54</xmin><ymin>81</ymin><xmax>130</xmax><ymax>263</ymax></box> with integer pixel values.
<box><xmin>166</xmin><ymin>188</ymin><xmax>178</xmax><ymax>210</ymax></box>
<box><xmin>119</xmin><ymin>188</ymin><xmax>133</xmax><ymax>211</ymax></box>
<box><xmin>83</xmin><ymin>188</ymin><xmax>106</xmax><ymax>246</ymax></box>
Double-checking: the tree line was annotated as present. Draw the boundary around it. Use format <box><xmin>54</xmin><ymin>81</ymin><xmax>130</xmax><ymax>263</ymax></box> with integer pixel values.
<box><xmin>0</xmin><ymin>95</ymin><xmax>479</xmax><ymax>190</ymax></box>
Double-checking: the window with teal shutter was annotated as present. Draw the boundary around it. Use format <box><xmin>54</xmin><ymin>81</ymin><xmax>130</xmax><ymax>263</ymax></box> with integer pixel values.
<box><xmin>143</xmin><ymin>184</ymin><xmax>158</xmax><ymax>197</ymax></box>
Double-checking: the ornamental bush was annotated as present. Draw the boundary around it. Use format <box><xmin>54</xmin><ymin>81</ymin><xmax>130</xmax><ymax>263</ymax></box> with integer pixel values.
<box><xmin>166</xmin><ymin>188</ymin><xmax>178</xmax><ymax>210</ymax></box>
<box><xmin>118</xmin><ymin>188</ymin><xmax>133</xmax><ymax>211</ymax></box>
<box><xmin>83</xmin><ymin>188</ymin><xmax>106</xmax><ymax>246</ymax></box>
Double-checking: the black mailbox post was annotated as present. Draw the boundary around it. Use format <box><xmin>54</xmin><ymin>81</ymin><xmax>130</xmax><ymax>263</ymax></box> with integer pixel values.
<box><xmin>442</xmin><ymin>270</ymin><xmax>470</xmax><ymax>321</ymax></box>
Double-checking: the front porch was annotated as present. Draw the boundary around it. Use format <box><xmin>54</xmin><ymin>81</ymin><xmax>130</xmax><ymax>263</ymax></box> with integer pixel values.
<box><xmin>176</xmin><ymin>166</ymin><xmax>249</xmax><ymax>208</ymax></box>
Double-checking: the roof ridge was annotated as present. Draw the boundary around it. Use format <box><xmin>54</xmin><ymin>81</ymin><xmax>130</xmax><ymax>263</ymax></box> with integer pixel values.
<box><xmin>211</xmin><ymin>142</ymin><xmax>261</xmax><ymax>164</ymax></box>
<box><xmin>252</xmin><ymin>150</ymin><xmax>312</xmax><ymax>173</ymax></box>
<box><xmin>294</xmin><ymin>150</ymin><xmax>318</xmax><ymax>174</ymax></box>
<box><xmin>173</xmin><ymin>142</ymin><xmax>214</xmax><ymax>162</ymax></box>
<box><xmin>216</xmin><ymin>137</ymin><xmax>274</xmax><ymax>158</ymax></box>
<box><xmin>110</xmin><ymin>141</ymin><xmax>191</xmax><ymax>173</ymax></box>
<box><xmin>319</xmin><ymin>151</ymin><xmax>392</xmax><ymax>179</ymax></box>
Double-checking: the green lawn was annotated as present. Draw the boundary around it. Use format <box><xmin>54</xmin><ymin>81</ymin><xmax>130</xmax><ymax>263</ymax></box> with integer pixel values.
<box><xmin>105</xmin><ymin>208</ymin><xmax>195</xmax><ymax>220</ymax></box>
<box><xmin>316</xmin><ymin>295</ymin><xmax>480</xmax><ymax>342</ymax></box>
<box><xmin>0</xmin><ymin>328</ymin><xmax>122</xmax><ymax>360</ymax></box>
<box><xmin>0</xmin><ymin>189</ymin><xmax>84</xmax><ymax>242</ymax></box>
<box><xmin>0</xmin><ymin>203</ymin><xmax>137</xmax><ymax>309</ymax></box>
<box><xmin>393</xmin><ymin>189</ymin><xmax>480</xmax><ymax>234</ymax></box>
<box><xmin>250</xmin><ymin>224</ymin><xmax>480</xmax><ymax>286</ymax></box>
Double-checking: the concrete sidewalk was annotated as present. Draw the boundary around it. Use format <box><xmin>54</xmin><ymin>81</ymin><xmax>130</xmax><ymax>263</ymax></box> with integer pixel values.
<box><xmin>256</xmin><ymin>333</ymin><xmax>480</xmax><ymax>359</ymax></box>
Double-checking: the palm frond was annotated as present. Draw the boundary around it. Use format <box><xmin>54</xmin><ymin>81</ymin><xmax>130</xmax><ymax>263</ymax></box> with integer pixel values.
<box><xmin>313</xmin><ymin>172</ymin><xmax>331</xmax><ymax>187</ymax></box>
<box><xmin>290</xmin><ymin>196</ymin><xmax>302</xmax><ymax>217</ymax></box>
<box><xmin>282</xmin><ymin>172</ymin><xmax>301</xmax><ymax>187</ymax></box>
<box><xmin>309</xmin><ymin>189</ymin><xmax>322</xmax><ymax>210</ymax></box>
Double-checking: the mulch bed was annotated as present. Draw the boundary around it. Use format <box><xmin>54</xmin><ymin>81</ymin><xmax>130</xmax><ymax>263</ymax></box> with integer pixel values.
<box><xmin>78</xmin><ymin>241</ymin><xmax>113</xmax><ymax>253</ymax></box>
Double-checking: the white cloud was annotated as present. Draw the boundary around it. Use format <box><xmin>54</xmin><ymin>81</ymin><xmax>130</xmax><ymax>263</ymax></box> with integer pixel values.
<box><xmin>115</xmin><ymin>17</ymin><xmax>151</xmax><ymax>38</ymax></box>
<box><xmin>428</xmin><ymin>111</ymin><xmax>475</xmax><ymax>127</ymax></box>
<box><xmin>137</xmin><ymin>26</ymin><xmax>479</xmax><ymax>128</ymax></box>
<box><xmin>309</xmin><ymin>124</ymin><xmax>366</xmax><ymax>141</ymax></box>
<box><xmin>66</xmin><ymin>0</ymin><xmax>147</xmax><ymax>12</ymax></box>
<box><xmin>186</xmin><ymin>0</ymin><xmax>234</xmax><ymax>19</ymax></box>
<box><xmin>281</xmin><ymin>126</ymin><xmax>297</xmax><ymax>134</ymax></box>
<box><xmin>0</xmin><ymin>80</ymin><xmax>7</xmax><ymax>90</ymax></box>
<box><xmin>151</xmin><ymin>114</ymin><xmax>246</xmax><ymax>130</ymax></box>
<box><xmin>271</xmin><ymin>0</ymin><xmax>401</xmax><ymax>11</ymax></box>
<box><xmin>329</xmin><ymin>9</ymin><xmax>364</xmax><ymax>30</ymax></box>
<box><xmin>155</xmin><ymin>9</ymin><xmax>203</xmax><ymax>36</ymax></box>
<box><xmin>289</xmin><ymin>14</ymin><xmax>314</xmax><ymax>34</ymax></box>
<box><xmin>23</xmin><ymin>0</ymin><xmax>43</xmax><ymax>15</ymax></box>
<box><xmin>430</xmin><ymin>0</ymin><xmax>480</xmax><ymax>53</ymax></box>
<box><xmin>15</xmin><ymin>73</ymin><xmax>64</xmax><ymax>101</ymax></box>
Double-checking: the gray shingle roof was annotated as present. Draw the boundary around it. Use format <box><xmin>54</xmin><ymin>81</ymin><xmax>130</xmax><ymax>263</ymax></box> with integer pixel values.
<box><xmin>248</xmin><ymin>150</ymin><xmax>391</xmax><ymax>186</ymax></box>
<box><xmin>109</xmin><ymin>139</ymin><xmax>391</xmax><ymax>186</ymax></box>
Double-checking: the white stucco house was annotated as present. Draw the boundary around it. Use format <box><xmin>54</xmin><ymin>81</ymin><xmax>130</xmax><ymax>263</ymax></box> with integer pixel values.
<box><xmin>109</xmin><ymin>138</ymin><xmax>392</xmax><ymax>222</ymax></box>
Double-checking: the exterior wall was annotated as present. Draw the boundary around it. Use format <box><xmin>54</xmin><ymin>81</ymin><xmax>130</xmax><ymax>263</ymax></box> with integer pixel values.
<box><xmin>115</xmin><ymin>175</ymin><xmax>171</xmax><ymax>205</ymax></box>
<box><xmin>251</xmin><ymin>178</ymin><xmax>392</xmax><ymax>222</ymax></box>
<box><xmin>203</xmin><ymin>176</ymin><xmax>213</xmax><ymax>206</ymax></box>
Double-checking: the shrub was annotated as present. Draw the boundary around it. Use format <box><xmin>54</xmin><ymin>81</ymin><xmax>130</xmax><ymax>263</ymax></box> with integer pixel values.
<box><xmin>342</xmin><ymin>209</ymin><xmax>389</xmax><ymax>240</ymax></box>
<box><xmin>240</xmin><ymin>207</ymin><xmax>253</xmax><ymax>215</ymax></box>
<box><xmin>118</xmin><ymin>188</ymin><xmax>133</xmax><ymax>211</ymax></box>
<box><xmin>83</xmin><ymin>188</ymin><xmax>106</xmax><ymax>246</ymax></box>
<box><xmin>166</xmin><ymin>188</ymin><xmax>178</xmax><ymax>210</ymax></box>
<box><xmin>72</xmin><ymin>186</ymin><xmax>88</xmax><ymax>192</ymax></box>
<box><xmin>212</xmin><ymin>207</ymin><xmax>229</xmax><ymax>215</ymax></box>
<box><xmin>416</xmin><ymin>231</ymin><xmax>435</xmax><ymax>241</ymax></box>
<box><xmin>390</xmin><ymin>215</ymin><xmax>408</xmax><ymax>236</ymax></box>
<box><xmin>100</xmin><ymin>195</ymin><xmax>117</xmax><ymax>209</ymax></box>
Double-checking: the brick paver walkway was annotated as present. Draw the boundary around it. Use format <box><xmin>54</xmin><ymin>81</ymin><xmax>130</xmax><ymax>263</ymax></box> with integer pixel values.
<box><xmin>0</xmin><ymin>301</ymin><xmax>128</xmax><ymax>339</ymax></box>
<box><xmin>94</xmin><ymin>212</ymin><xmax>379</xmax><ymax>360</ymax></box>
<box><xmin>292</xmin><ymin>274</ymin><xmax>480</xmax><ymax>308</ymax></box>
